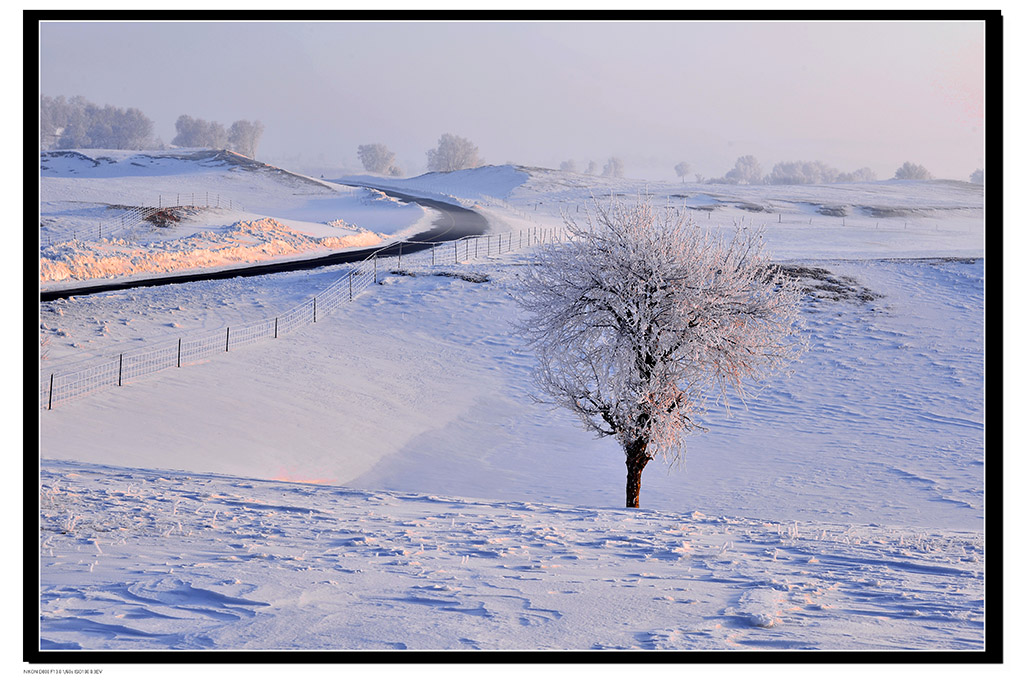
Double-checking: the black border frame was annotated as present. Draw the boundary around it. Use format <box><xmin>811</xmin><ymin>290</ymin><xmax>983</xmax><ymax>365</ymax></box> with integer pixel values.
<box><xmin>24</xmin><ymin>8</ymin><xmax>1004</xmax><ymax>666</ymax></box>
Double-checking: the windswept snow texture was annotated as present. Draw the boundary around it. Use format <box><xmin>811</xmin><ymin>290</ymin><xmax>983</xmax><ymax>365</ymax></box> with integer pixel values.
<box><xmin>37</xmin><ymin>162</ymin><xmax>986</xmax><ymax>652</ymax></box>
<box><xmin>39</xmin><ymin>460</ymin><xmax>983</xmax><ymax>651</ymax></box>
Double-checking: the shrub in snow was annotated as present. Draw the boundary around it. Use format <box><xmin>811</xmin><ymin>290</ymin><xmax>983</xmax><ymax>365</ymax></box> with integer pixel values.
<box><xmin>514</xmin><ymin>196</ymin><xmax>804</xmax><ymax>508</ymax></box>
<box><xmin>836</xmin><ymin>167</ymin><xmax>877</xmax><ymax>183</ymax></box>
<box><xmin>560</xmin><ymin>160</ymin><xmax>577</xmax><ymax>173</ymax></box>
<box><xmin>970</xmin><ymin>168</ymin><xmax>984</xmax><ymax>185</ymax></box>
<box><xmin>426</xmin><ymin>134</ymin><xmax>482</xmax><ymax>173</ymax></box>
<box><xmin>893</xmin><ymin>161</ymin><xmax>932</xmax><ymax>181</ymax></box>
<box><xmin>767</xmin><ymin>160</ymin><xmax>840</xmax><ymax>185</ymax></box>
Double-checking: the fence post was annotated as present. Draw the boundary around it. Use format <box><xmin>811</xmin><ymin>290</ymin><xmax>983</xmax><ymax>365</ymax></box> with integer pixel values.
<box><xmin>398</xmin><ymin>243</ymin><xmax>402</xmax><ymax>269</ymax></box>
<box><xmin>226</xmin><ymin>328</ymin><xmax>230</xmax><ymax>352</ymax></box>
<box><xmin>177</xmin><ymin>338</ymin><xmax>181</xmax><ymax>368</ymax></box>
<box><xmin>475</xmin><ymin>237</ymin><xmax>479</xmax><ymax>259</ymax></box>
<box><xmin>275</xmin><ymin>317</ymin><xmax>278</xmax><ymax>338</ymax></box>
<box><xmin>48</xmin><ymin>374</ymin><xmax>53</xmax><ymax>410</ymax></box>
<box><xmin>349</xmin><ymin>271</ymin><xmax>353</xmax><ymax>300</ymax></box>
<box><xmin>118</xmin><ymin>354</ymin><xmax>123</xmax><ymax>386</ymax></box>
<box><xmin>432</xmin><ymin>245</ymin><xmax>435</xmax><ymax>266</ymax></box>
<box><xmin>374</xmin><ymin>256</ymin><xmax>378</xmax><ymax>283</ymax></box>
<box><xmin>454</xmin><ymin>241</ymin><xmax>458</xmax><ymax>264</ymax></box>
<box><xmin>314</xmin><ymin>297</ymin><xmax>317</xmax><ymax>322</ymax></box>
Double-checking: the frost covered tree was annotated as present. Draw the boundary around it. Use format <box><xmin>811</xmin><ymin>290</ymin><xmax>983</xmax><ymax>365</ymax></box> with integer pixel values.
<box><xmin>560</xmin><ymin>159</ymin><xmax>578</xmax><ymax>173</ymax></box>
<box><xmin>603</xmin><ymin>157</ymin><xmax>625</xmax><ymax>178</ymax></box>
<box><xmin>426</xmin><ymin>133</ymin><xmax>482</xmax><ymax>172</ymax></box>
<box><xmin>767</xmin><ymin>160</ymin><xmax>839</xmax><ymax>185</ymax></box>
<box><xmin>585</xmin><ymin>160</ymin><xmax>599</xmax><ymax>175</ymax></box>
<box><xmin>40</xmin><ymin>95</ymin><xmax>154</xmax><ymax>150</ymax></box>
<box><xmin>228</xmin><ymin>120</ymin><xmax>265</xmax><ymax>158</ymax></box>
<box><xmin>970</xmin><ymin>168</ymin><xmax>984</xmax><ymax>184</ymax></box>
<box><xmin>358</xmin><ymin>143</ymin><xmax>401</xmax><ymax>175</ymax></box>
<box><xmin>836</xmin><ymin>167</ymin><xmax>877</xmax><ymax>183</ymax></box>
<box><xmin>674</xmin><ymin>161</ymin><xmax>692</xmax><ymax>182</ymax></box>
<box><xmin>893</xmin><ymin>161</ymin><xmax>932</xmax><ymax>180</ymax></box>
<box><xmin>514</xmin><ymin>196</ymin><xmax>804</xmax><ymax>508</ymax></box>
<box><xmin>724</xmin><ymin>155</ymin><xmax>763</xmax><ymax>184</ymax></box>
<box><xmin>172</xmin><ymin>115</ymin><xmax>228</xmax><ymax>149</ymax></box>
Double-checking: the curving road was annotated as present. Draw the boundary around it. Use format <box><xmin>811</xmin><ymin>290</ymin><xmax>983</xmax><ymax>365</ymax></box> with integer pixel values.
<box><xmin>39</xmin><ymin>186</ymin><xmax>489</xmax><ymax>302</ymax></box>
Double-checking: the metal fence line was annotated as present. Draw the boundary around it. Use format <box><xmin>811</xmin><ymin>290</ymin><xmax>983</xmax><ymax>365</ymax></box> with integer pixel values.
<box><xmin>41</xmin><ymin>194</ymin><xmax>246</xmax><ymax>247</ymax></box>
<box><xmin>39</xmin><ymin>221</ymin><xmax>563</xmax><ymax>410</ymax></box>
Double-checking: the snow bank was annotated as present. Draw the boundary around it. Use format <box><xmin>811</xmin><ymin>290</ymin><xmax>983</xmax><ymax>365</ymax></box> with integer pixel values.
<box><xmin>40</xmin><ymin>217</ymin><xmax>385</xmax><ymax>284</ymax></box>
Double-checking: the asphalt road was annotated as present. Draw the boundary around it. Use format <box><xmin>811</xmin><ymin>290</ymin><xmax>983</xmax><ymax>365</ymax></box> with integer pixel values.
<box><xmin>39</xmin><ymin>186</ymin><xmax>489</xmax><ymax>302</ymax></box>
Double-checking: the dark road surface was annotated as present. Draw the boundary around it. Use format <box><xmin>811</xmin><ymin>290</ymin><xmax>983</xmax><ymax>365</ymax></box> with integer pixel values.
<box><xmin>39</xmin><ymin>187</ymin><xmax>489</xmax><ymax>302</ymax></box>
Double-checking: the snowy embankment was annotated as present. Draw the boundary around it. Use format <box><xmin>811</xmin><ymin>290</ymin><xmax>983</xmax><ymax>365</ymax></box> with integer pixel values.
<box><xmin>36</xmin><ymin>160</ymin><xmax>986</xmax><ymax>652</ymax></box>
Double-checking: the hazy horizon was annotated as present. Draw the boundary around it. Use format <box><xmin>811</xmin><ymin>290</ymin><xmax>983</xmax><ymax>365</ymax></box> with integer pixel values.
<box><xmin>38</xmin><ymin>20</ymin><xmax>987</xmax><ymax>182</ymax></box>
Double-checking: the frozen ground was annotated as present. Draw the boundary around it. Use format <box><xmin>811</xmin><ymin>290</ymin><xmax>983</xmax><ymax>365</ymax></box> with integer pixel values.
<box><xmin>34</xmin><ymin>156</ymin><xmax>989</xmax><ymax>653</ymax></box>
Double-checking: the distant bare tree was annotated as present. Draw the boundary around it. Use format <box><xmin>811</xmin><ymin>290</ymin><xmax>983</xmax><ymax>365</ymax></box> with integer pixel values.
<box><xmin>228</xmin><ymin>120</ymin><xmax>265</xmax><ymax>158</ymax></box>
<box><xmin>970</xmin><ymin>168</ymin><xmax>984</xmax><ymax>185</ymax></box>
<box><xmin>426</xmin><ymin>133</ymin><xmax>482</xmax><ymax>172</ymax></box>
<box><xmin>674</xmin><ymin>161</ymin><xmax>692</xmax><ymax>182</ymax></box>
<box><xmin>603</xmin><ymin>157</ymin><xmax>625</xmax><ymax>178</ymax></box>
<box><xmin>358</xmin><ymin>143</ymin><xmax>401</xmax><ymax>175</ymax></box>
<box><xmin>585</xmin><ymin>160</ymin><xmax>599</xmax><ymax>175</ymax></box>
<box><xmin>560</xmin><ymin>159</ymin><xmax>577</xmax><ymax>173</ymax></box>
<box><xmin>514</xmin><ymin>196</ymin><xmax>804</xmax><ymax>508</ymax></box>
<box><xmin>893</xmin><ymin>161</ymin><xmax>932</xmax><ymax>180</ymax></box>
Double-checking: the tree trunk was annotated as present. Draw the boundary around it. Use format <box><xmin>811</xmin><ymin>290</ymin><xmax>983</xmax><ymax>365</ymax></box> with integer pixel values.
<box><xmin>625</xmin><ymin>438</ymin><xmax>651</xmax><ymax>508</ymax></box>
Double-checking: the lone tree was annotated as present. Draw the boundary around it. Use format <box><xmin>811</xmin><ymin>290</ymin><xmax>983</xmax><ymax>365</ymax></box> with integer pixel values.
<box><xmin>228</xmin><ymin>120</ymin><xmax>265</xmax><ymax>158</ymax></box>
<box><xmin>426</xmin><ymin>133</ymin><xmax>482</xmax><ymax>172</ymax></box>
<box><xmin>893</xmin><ymin>161</ymin><xmax>932</xmax><ymax>180</ymax></box>
<box><xmin>674</xmin><ymin>161</ymin><xmax>692</xmax><ymax>182</ymax></box>
<box><xmin>603</xmin><ymin>157</ymin><xmax>625</xmax><ymax>178</ymax></box>
<box><xmin>515</xmin><ymin>196</ymin><xmax>804</xmax><ymax>508</ymax></box>
<box><xmin>358</xmin><ymin>143</ymin><xmax>402</xmax><ymax>175</ymax></box>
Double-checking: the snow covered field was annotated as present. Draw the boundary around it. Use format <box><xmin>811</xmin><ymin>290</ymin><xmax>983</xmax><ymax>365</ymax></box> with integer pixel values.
<box><xmin>34</xmin><ymin>154</ymin><xmax>988</xmax><ymax>654</ymax></box>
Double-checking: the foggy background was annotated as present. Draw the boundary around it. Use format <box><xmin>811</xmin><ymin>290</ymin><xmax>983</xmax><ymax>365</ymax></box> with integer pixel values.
<box><xmin>37</xmin><ymin>20</ymin><xmax>986</xmax><ymax>182</ymax></box>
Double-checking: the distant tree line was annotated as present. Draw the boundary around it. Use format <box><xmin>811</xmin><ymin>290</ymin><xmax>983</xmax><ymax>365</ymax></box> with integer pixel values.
<box><xmin>40</xmin><ymin>95</ymin><xmax>154</xmax><ymax>150</ymax></box>
<box><xmin>172</xmin><ymin>115</ymin><xmax>265</xmax><ymax>158</ymax></box>
<box><xmin>39</xmin><ymin>95</ymin><xmax>265</xmax><ymax>158</ymax></box>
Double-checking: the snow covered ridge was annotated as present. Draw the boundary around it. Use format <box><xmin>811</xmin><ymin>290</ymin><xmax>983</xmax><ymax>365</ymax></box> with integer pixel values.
<box><xmin>39</xmin><ymin>149</ymin><xmax>440</xmax><ymax>289</ymax></box>
<box><xmin>37</xmin><ymin>458</ymin><xmax>984</xmax><ymax>651</ymax></box>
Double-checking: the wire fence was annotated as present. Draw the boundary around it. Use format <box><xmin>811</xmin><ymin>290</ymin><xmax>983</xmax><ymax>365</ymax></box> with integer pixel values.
<box><xmin>39</xmin><ymin>223</ymin><xmax>565</xmax><ymax>410</ymax></box>
<box><xmin>40</xmin><ymin>193</ymin><xmax>246</xmax><ymax>247</ymax></box>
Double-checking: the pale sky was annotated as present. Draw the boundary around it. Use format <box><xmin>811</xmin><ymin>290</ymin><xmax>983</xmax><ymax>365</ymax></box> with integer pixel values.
<box><xmin>37</xmin><ymin>20</ymin><xmax>987</xmax><ymax>181</ymax></box>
